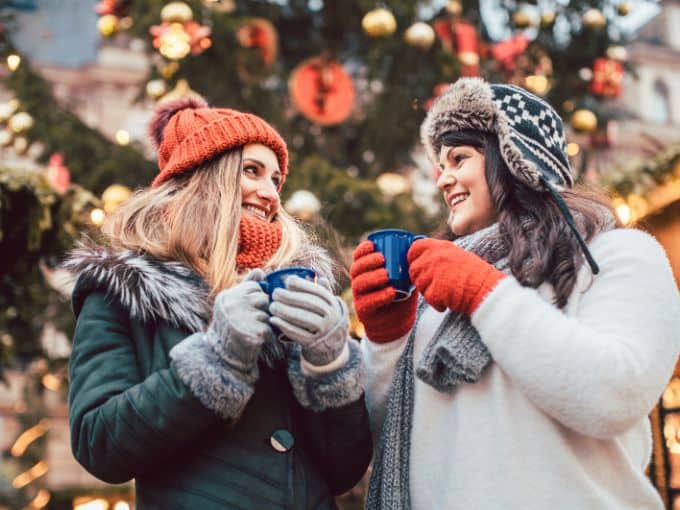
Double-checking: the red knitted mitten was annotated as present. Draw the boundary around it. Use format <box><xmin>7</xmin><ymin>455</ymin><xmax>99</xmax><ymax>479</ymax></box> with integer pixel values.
<box><xmin>350</xmin><ymin>240</ymin><xmax>418</xmax><ymax>343</ymax></box>
<box><xmin>407</xmin><ymin>238</ymin><xmax>506</xmax><ymax>316</ymax></box>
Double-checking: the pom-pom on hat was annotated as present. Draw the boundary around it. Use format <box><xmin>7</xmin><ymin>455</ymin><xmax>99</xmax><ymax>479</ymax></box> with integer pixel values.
<box><xmin>148</xmin><ymin>97</ymin><xmax>288</xmax><ymax>188</ymax></box>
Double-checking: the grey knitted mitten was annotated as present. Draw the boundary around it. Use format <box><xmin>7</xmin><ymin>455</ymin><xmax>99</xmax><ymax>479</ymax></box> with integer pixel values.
<box><xmin>269</xmin><ymin>276</ymin><xmax>348</xmax><ymax>366</ymax></box>
<box><xmin>207</xmin><ymin>268</ymin><xmax>273</xmax><ymax>378</ymax></box>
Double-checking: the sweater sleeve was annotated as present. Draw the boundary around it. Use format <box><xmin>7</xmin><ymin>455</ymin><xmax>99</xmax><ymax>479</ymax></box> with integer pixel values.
<box><xmin>360</xmin><ymin>335</ymin><xmax>408</xmax><ymax>442</ymax></box>
<box><xmin>68</xmin><ymin>291</ymin><xmax>221</xmax><ymax>484</ymax></box>
<box><xmin>471</xmin><ymin>228</ymin><xmax>680</xmax><ymax>438</ymax></box>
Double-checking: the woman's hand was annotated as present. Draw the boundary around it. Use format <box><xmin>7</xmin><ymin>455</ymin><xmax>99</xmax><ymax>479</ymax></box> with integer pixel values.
<box><xmin>350</xmin><ymin>240</ymin><xmax>418</xmax><ymax>343</ymax></box>
<box><xmin>269</xmin><ymin>276</ymin><xmax>348</xmax><ymax>366</ymax></box>
<box><xmin>407</xmin><ymin>238</ymin><xmax>506</xmax><ymax>316</ymax></box>
<box><xmin>207</xmin><ymin>269</ymin><xmax>273</xmax><ymax>374</ymax></box>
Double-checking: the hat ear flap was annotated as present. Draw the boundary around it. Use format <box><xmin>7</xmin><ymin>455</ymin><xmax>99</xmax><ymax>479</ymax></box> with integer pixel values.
<box><xmin>148</xmin><ymin>97</ymin><xmax>208</xmax><ymax>148</ymax></box>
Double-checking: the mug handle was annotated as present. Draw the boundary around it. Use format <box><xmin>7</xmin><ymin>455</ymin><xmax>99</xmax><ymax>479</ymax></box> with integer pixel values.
<box><xmin>258</xmin><ymin>281</ymin><xmax>270</xmax><ymax>294</ymax></box>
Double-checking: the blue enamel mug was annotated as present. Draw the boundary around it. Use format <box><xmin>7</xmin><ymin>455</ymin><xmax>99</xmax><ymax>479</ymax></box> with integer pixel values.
<box><xmin>259</xmin><ymin>266</ymin><xmax>317</xmax><ymax>341</ymax></box>
<box><xmin>259</xmin><ymin>267</ymin><xmax>317</xmax><ymax>301</ymax></box>
<box><xmin>368</xmin><ymin>229</ymin><xmax>425</xmax><ymax>302</ymax></box>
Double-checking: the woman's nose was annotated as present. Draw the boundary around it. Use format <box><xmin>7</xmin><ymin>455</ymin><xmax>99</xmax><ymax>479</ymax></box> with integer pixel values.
<box><xmin>256</xmin><ymin>180</ymin><xmax>279</xmax><ymax>203</ymax></box>
<box><xmin>436</xmin><ymin>168</ymin><xmax>456</xmax><ymax>191</ymax></box>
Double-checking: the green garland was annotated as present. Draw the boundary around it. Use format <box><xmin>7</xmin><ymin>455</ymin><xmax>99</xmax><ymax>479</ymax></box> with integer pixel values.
<box><xmin>601</xmin><ymin>143</ymin><xmax>680</xmax><ymax>198</ymax></box>
<box><xmin>0</xmin><ymin>166</ymin><xmax>98</xmax><ymax>379</ymax></box>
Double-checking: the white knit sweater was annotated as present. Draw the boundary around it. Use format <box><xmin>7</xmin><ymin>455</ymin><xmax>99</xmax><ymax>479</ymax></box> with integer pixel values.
<box><xmin>362</xmin><ymin>228</ymin><xmax>680</xmax><ymax>510</ymax></box>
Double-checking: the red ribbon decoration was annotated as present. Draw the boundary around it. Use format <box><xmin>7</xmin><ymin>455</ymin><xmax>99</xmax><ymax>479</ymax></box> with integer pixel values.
<box><xmin>491</xmin><ymin>34</ymin><xmax>529</xmax><ymax>71</ymax></box>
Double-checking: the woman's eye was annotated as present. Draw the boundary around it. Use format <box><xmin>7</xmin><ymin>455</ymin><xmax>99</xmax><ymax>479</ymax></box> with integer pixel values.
<box><xmin>243</xmin><ymin>165</ymin><xmax>258</xmax><ymax>176</ymax></box>
<box><xmin>452</xmin><ymin>154</ymin><xmax>467</xmax><ymax>165</ymax></box>
<box><xmin>272</xmin><ymin>176</ymin><xmax>281</xmax><ymax>187</ymax></box>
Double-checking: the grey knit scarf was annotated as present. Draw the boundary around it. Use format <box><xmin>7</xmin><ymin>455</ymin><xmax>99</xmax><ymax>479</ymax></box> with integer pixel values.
<box><xmin>366</xmin><ymin>223</ymin><xmax>509</xmax><ymax>510</ymax></box>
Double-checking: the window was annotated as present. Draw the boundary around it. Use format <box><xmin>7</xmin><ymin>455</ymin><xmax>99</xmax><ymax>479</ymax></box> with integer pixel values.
<box><xmin>651</xmin><ymin>79</ymin><xmax>672</xmax><ymax>124</ymax></box>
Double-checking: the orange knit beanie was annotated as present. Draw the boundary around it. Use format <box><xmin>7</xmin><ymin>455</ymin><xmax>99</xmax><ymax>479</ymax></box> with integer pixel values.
<box><xmin>148</xmin><ymin>97</ymin><xmax>288</xmax><ymax>187</ymax></box>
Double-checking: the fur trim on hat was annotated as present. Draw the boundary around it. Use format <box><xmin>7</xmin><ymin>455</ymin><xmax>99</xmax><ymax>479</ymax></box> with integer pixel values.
<box><xmin>149</xmin><ymin>97</ymin><xmax>208</xmax><ymax>149</ymax></box>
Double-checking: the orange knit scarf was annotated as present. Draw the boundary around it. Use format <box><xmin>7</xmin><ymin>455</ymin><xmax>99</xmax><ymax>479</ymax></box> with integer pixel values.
<box><xmin>236</xmin><ymin>214</ymin><xmax>282</xmax><ymax>269</ymax></box>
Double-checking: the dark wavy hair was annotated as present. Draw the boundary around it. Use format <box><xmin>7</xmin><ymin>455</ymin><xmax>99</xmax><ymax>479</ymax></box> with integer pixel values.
<box><xmin>434</xmin><ymin>130</ymin><xmax>620</xmax><ymax>308</ymax></box>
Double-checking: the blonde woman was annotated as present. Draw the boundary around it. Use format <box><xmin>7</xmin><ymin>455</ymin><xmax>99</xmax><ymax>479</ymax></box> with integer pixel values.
<box><xmin>65</xmin><ymin>98</ymin><xmax>371</xmax><ymax>510</ymax></box>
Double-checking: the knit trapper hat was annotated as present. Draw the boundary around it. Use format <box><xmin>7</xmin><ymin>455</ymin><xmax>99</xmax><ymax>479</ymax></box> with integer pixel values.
<box><xmin>421</xmin><ymin>77</ymin><xmax>599</xmax><ymax>274</ymax></box>
<box><xmin>149</xmin><ymin>97</ymin><xmax>289</xmax><ymax>188</ymax></box>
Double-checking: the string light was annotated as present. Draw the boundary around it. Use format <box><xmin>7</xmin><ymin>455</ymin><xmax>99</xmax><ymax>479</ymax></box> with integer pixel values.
<box><xmin>42</xmin><ymin>373</ymin><xmax>62</xmax><ymax>391</ymax></box>
<box><xmin>615</xmin><ymin>202</ymin><xmax>631</xmax><ymax>224</ymax></box>
<box><xmin>90</xmin><ymin>208</ymin><xmax>106</xmax><ymax>226</ymax></box>
<box><xmin>6</xmin><ymin>54</ymin><xmax>21</xmax><ymax>71</ymax></box>
<box><xmin>12</xmin><ymin>460</ymin><xmax>48</xmax><ymax>489</ymax></box>
<box><xmin>73</xmin><ymin>498</ymin><xmax>109</xmax><ymax>510</ymax></box>
<box><xmin>566</xmin><ymin>142</ymin><xmax>580</xmax><ymax>157</ymax></box>
<box><xmin>10</xmin><ymin>420</ymin><xmax>49</xmax><ymax>457</ymax></box>
<box><xmin>115</xmin><ymin>130</ymin><xmax>130</xmax><ymax>146</ymax></box>
<box><xmin>28</xmin><ymin>489</ymin><xmax>51</xmax><ymax>509</ymax></box>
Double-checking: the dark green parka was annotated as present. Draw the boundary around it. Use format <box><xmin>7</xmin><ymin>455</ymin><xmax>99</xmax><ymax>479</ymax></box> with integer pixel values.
<box><xmin>65</xmin><ymin>245</ymin><xmax>372</xmax><ymax>510</ymax></box>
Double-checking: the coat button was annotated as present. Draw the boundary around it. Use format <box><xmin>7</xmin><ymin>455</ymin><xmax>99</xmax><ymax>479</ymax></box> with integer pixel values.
<box><xmin>270</xmin><ymin>429</ymin><xmax>295</xmax><ymax>453</ymax></box>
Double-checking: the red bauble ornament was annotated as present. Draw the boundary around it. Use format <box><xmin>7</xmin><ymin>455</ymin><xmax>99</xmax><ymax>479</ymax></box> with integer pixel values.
<box><xmin>237</xmin><ymin>18</ymin><xmax>279</xmax><ymax>66</ymax></box>
<box><xmin>590</xmin><ymin>58</ymin><xmax>623</xmax><ymax>98</ymax></box>
<box><xmin>289</xmin><ymin>57</ymin><xmax>355</xmax><ymax>125</ymax></box>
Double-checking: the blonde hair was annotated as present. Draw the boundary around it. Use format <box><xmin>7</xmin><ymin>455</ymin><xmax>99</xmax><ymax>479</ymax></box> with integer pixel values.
<box><xmin>102</xmin><ymin>150</ymin><xmax>308</xmax><ymax>295</ymax></box>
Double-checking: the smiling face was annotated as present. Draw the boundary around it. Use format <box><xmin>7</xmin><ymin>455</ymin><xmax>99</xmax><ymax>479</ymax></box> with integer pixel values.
<box><xmin>437</xmin><ymin>144</ymin><xmax>496</xmax><ymax>236</ymax></box>
<box><xmin>240</xmin><ymin>143</ymin><xmax>282</xmax><ymax>222</ymax></box>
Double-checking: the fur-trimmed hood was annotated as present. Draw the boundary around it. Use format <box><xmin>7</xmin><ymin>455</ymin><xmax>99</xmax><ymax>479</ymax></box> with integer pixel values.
<box><xmin>63</xmin><ymin>239</ymin><xmax>336</xmax><ymax>337</ymax></box>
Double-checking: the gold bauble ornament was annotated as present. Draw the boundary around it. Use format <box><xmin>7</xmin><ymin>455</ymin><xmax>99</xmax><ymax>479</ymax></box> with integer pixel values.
<box><xmin>525</xmin><ymin>75</ymin><xmax>550</xmax><ymax>96</ymax></box>
<box><xmin>146</xmin><ymin>79</ymin><xmax>168</xmax><ymax>100</ymax></box>
<box><xmin>8</xmin><ymin>112</ymin><xmax>34</xmax><ymax>134</ymax></box>
<box><xmin>571</xmin><ymin>109</ymin><xmax>598</xmax><ymax>133</ymax></box>
<box><xmin>161</xmin><ymin>2</ymin><xmax>193</xmax><ymax>23</ymax></box>
<box><xmin>445</xmin><ymin>0</ymin><xmax>462</xmax><ymax>16</ymax></box>
<box><xmin>97</xmin><ymin>14</ymin><xmax>120</xmax><ymax>37</ymax></box>
<box><xmin>606</xmin><ymin>45</ymin><xmax>628</xmax><ymax>62</ymax></box>
<box><xmin>0</xmin><ymin>100</ymin><xmax>19</xmax><ymax>122</ymax></box>
<box><xmin>513</xmin><ymin>10</ymin><xmax>533</xmax><ymax>29</ymax></box>
<box><xmin>540</xmin><ymin>11</ymin><xmax>556</xmax><ymax>28</ymax></box>
<box><xmin>13</xmin><ymin>136</ymin><xmax>28</xmax><ymax>155</ymax></box>
<box><xmin>582</xmin><ymin>8</ymin><xmax>606</xmax><ymax>29</ymax></box>
<box><xmin>362</xmin><ymin>8</ymin><xmax>397</xmax><ymax>37</ymax></box>
<box><xmin>617</xmin><ymin>2</ymin><xmax>631</xmax><ymax>16</ymax></box>
<box><xmin>404</xmin><ymin>22</ymin><xmax>435</xmax><ymax>50</ymax></box>
<box><xmin>102</xmin><ymin>184</ymin><xmax>133</xmax><ymax>213</ymax></box>
<box><xmin>0</xmin><ymin>129</ymin><xmax>12</xmax><ymax>147</ymax></box>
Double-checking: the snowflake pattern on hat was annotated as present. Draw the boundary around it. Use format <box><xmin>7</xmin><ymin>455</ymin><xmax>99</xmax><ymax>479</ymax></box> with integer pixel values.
<box><xmin>491</xmin><ymin>84</ymin><xmax>573</xmax><ymax>188</ymax></box>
